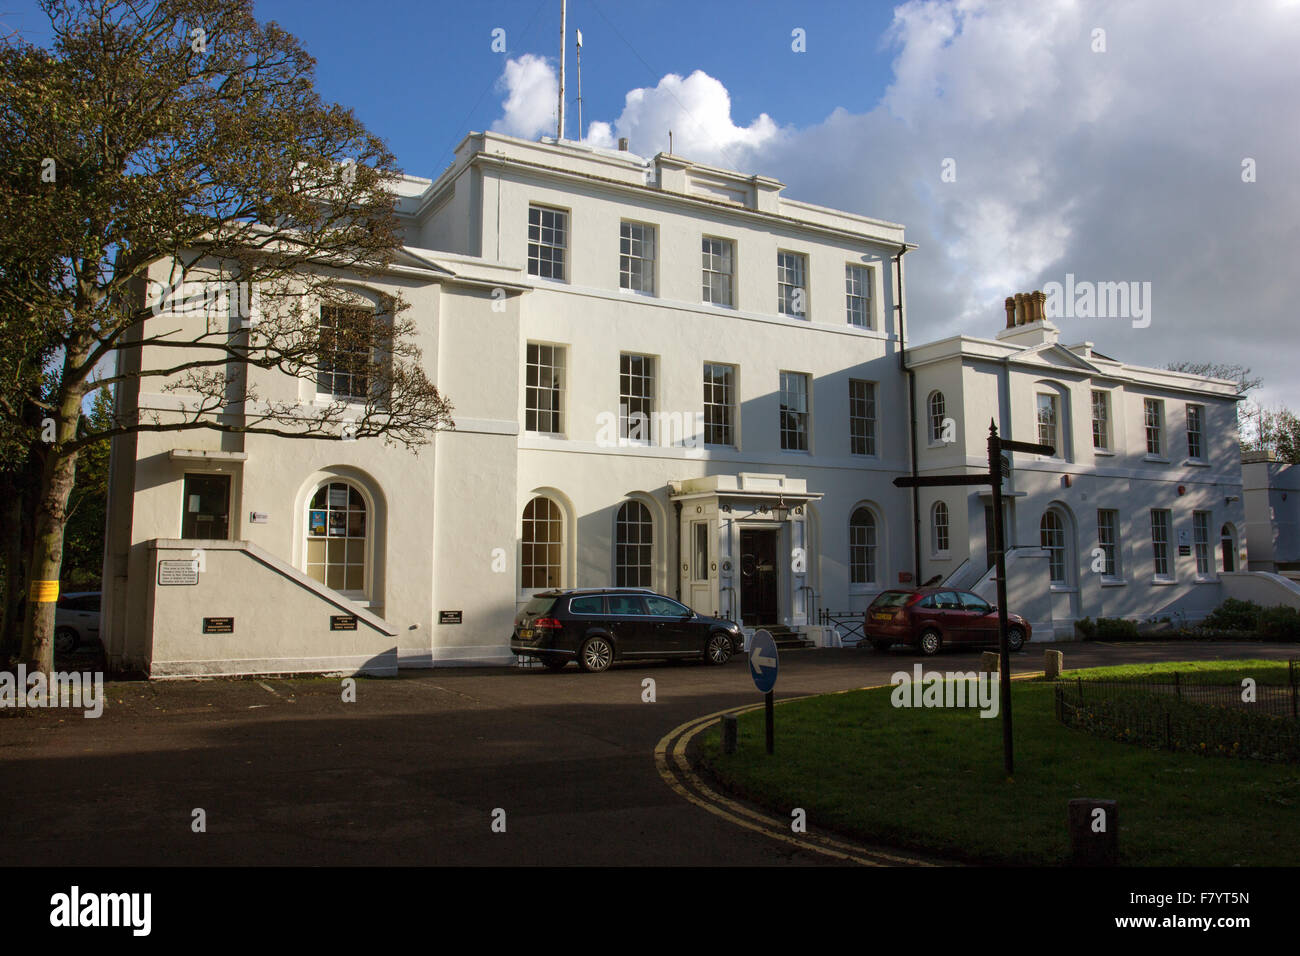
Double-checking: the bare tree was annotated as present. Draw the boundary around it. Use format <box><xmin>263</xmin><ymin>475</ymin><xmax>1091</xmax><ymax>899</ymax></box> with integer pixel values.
<box><xmin>1</xmin><ymin>0</ymin><xmax>453</xmax><ymax>674</ymax></box>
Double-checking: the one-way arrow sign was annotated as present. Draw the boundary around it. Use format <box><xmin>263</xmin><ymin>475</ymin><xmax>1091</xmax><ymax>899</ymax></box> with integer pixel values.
<box><xmin>749</xmin><ymin>629</ymin><xmax>779</xmax><ymax>693</ymax></box>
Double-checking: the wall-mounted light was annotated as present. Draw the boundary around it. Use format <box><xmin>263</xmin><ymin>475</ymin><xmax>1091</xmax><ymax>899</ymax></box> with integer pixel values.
<box><xmin>772</xmin><ymin>497</ymin><xmax>790</xmax><ymax>521</ymax></box>
<box><xmin>1177</xmin><ymin>485</ymin><xmax>1186</xmax><ymax>496</ymax></box>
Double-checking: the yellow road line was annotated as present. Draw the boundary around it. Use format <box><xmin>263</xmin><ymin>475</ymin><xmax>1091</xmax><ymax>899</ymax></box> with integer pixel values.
<box><xmin>655</xmin><ymin>672</ymin><xmax>1047</xmax><ymax>865</ymax></box>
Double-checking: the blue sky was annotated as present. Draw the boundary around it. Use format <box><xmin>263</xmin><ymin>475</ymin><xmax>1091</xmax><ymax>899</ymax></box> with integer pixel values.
<box><xmin>248</xmin><ymin>0</ymin><xmax>902</xmax><ymax>180</ymax></box>
<box><xmin>7</xmin><ymin>0</ymin><xmax>1300</xmax><ymax>415</ymax></box>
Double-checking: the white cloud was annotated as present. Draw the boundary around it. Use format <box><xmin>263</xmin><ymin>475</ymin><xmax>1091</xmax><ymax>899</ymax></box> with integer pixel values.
<box><xmin>489</xmin><ymin>0</ymin><xmax>1300</xmax><ymax>408</ymax></box>
<box><xmin>490</xmin><ymin>54</ymin><xmax>558</xmax><ymax>140</ymax></box>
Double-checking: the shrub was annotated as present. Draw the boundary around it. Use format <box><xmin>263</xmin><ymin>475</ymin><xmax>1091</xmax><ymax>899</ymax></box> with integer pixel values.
<box><xmin>1204</xmin><ymin>598</ymin><xmax>1263</xmax><ymax>632</ymax></box>
<box><xmin>1257</xmin><ymin>605</ymin><xmax>1300</xmax><ymax>641</ymax></box>
<box><xmin>1094</xmin><ymin>617</ymin><xmax>1140</xmax><ymax>640</ymax></box>
<box><xmin>1074</xmin><ymin>616</ymin><xmax>1096</xmax><ymax>640</ymax></box>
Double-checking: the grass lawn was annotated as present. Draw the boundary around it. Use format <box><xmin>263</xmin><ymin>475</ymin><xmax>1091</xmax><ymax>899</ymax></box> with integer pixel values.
<box><xmin>695</xmin><ymin>661</ymin><xmax>1300</xmax><ymax>866</ymax></box>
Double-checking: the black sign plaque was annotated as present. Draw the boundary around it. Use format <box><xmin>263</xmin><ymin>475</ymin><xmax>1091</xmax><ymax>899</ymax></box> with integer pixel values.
<box><xmin>330</xmin><ymin>615</ymin><xmax>358</xmax><ymax>631</ymax></box>
<box><xmin>439</xmin><ymin>610</ymin><xmax>463</xmax><ymax>625</ymax></box>
<box><xmin>202</xmin><ymin>617</ymin><xmax>234</xmax><ymax>634</ymax></box>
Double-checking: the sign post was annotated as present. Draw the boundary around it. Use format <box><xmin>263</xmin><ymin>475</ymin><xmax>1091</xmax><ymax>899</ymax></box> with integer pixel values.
<box><xmin>749</xmin><ymin>629</ymin><xmax>779</xmax><ymax>754</ymax></box>
<box><xmin>893</xmin><ymin>421</ymin><xmax>1052</xmax><ymax>776</ymax></box>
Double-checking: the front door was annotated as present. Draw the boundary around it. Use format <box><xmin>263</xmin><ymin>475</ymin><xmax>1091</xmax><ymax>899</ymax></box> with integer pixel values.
<box><xmin>740</xmin><ymin>528</ymin><xmax>779</xmax><ymax>627</ymax></box>
<box><xmin>181</xmin><ymin>473</ymin><xmax>231</xmax><ymax>540</ymax></box>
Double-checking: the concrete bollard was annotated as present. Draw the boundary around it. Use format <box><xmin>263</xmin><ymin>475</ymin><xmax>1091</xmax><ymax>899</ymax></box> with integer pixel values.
<box><xmin>722</xmin><ymin>714</ymin><xmax>738</xmax><ymax>754</ymax></box>
<box><xmin>1068</xmin><ymin>798</ymin><xmax>1119</xmax><ymax>866</ymax></box>
<box><xmin>1045</xmin><ymin>649</ymin><xmax>1064</xmax><ymax>680</ymax></box>
<box><xmin>979</xmin><ymin>651</ymin><xmax>1000</xmax><ymax>674</ymax></box>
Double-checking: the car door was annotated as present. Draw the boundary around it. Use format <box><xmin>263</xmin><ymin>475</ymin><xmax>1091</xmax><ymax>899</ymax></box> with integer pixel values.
<box><xmin>933</xmin><ymin>591</ymin><xmax>972</xmax><ymax>642</ymax></box>
<box><xmin>956</xmin><ymin>592</ymin><xmax>997</xmax><ymax>645</ymax></box>
<box><xmin>605</xmin><ymin>594</ymin><xmax>650</xmax><ymax>656</ymax></box>
<box><xmin>642</xmin><ymin>595</ymin><xmax>694</xmax><ymax>656</ymax></box>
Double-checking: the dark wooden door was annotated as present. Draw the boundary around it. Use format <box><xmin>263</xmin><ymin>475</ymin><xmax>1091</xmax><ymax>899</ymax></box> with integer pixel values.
<box><xmin>740</xmin><ymin>529</ymin><xmax>779</xmax><ymax>627</ymax></box>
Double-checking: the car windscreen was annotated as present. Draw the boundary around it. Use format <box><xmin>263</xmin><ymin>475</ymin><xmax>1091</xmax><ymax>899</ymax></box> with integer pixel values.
<box><xmin>868</xmin><ymin>591</ymin><xmax>913</xmax><ymax>608</ymax></box>
<box><xmin>522</xmin><ymin>597</ymin><xmax>557</xmax><ymax>615</ymax></box>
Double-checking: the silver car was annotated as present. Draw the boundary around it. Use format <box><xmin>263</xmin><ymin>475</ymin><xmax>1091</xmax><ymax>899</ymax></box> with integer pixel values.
<box><xmin>54</xmin><ymin>591</ymin><xmax>101</xmax><ymax>653</ymax></box>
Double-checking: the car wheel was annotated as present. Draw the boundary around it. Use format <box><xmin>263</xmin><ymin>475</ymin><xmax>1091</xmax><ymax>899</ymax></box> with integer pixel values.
<box><xmin>919</xmin><ymin>629</ymin><xmax>942</xmax><ymax>656</ymax></box>
<box><xmin>705</xmin><ymin>632</ymin><xmax>732</xmax><ymax>665</ymax></box>
<box><xmin>54</xmin><ymin>627</ymin><xmax>78</xmax><ymax>654</ymax></box>
<box><xmin>541</xmin><ymin>655</ymin><xmax>569</xmax><ymax>671</ymax></box>
<box><xmin>578</xmin><ymin>636</ymin><xmax>613</xmax><ymax>673</ymax></box>
<box><xmin>1006</xmin><ymin>626</ymin><xmax>1026</xmax><ymax>652</ymax></box>
<box><xmin>871</xmin><ymin>640</ymin><xmax>892</xmax><ymax>652</ymax></box>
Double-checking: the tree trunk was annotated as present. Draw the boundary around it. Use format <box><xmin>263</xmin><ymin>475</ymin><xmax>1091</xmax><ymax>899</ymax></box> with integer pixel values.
<box><xmin>19</xmin><ymin>395</ymin><xmax>82</xmax><ymax>676</ymax></box>
<box><xmin>1</xmin><ymin>483</ymin><xmax>26</xmax><ymax>661</ymax></box>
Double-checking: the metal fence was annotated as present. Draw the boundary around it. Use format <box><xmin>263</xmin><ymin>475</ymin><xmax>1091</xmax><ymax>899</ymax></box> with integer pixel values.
<box><xmin>818</xmin><ymin>609</ymin><xmax>865</xmax><ymax>646</ymax></box>
<box><xmin>1053</xmin><ymin>662</ymin><xmax>1300</xmax><ymax>763</ymax></box>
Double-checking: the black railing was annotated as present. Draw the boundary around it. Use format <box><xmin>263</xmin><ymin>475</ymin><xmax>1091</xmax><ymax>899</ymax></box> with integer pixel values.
<box><xmin>1053</xmin><ymin>663</ymin><xmax>1300</xmax><ymax>763</ymax></box>
<box><xmin>818</xmin><ymin>608</ymin><xmax>866</xmax><ymax>645</ymax></box>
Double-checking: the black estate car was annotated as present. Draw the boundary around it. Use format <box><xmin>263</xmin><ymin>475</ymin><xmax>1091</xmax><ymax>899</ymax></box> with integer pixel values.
<box><xmin>511</xmin><ymin>588</ymin><xmax>743</xmax><ymax>672</ymax></box>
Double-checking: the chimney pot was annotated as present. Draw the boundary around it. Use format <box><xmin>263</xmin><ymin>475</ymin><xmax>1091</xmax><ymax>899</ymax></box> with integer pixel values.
<box><xmin>1005</xmin><ymin>297</ymin><xmax>1016</xmax><ymax>329</ymax></box>
<box><xmin>618</xmin><ymin>137</ymin><xmax>629</xmax><ymax>151</ymax></box>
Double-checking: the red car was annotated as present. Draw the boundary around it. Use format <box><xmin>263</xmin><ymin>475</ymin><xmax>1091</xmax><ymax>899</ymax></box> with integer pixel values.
<box><xmin>863</xmin><ymin>587</ymin><xmax>1030</xmax><ymax>655</ymax></box>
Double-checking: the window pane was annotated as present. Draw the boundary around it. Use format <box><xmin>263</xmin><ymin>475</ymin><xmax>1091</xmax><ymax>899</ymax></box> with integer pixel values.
<box><xmin>780</xmin><ymin>372</ymin><xmax>809</xmax><ymax>450</ymax></box>
<box><xmin>703</xmin><ymin>363</ymin><xmax>735</xmax><ymax>446</ymax></box>
<box><xmin>528</xmin><ymin>206</ymin><xmax>567</xmax><ymax>280</ymax></box>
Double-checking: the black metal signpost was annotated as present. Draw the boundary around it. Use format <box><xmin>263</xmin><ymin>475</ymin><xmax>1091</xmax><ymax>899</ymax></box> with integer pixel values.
<box><xmin>893</xmin><ymin>421</ymin><xmax>1053</xmax><ymax>776</ymax></box>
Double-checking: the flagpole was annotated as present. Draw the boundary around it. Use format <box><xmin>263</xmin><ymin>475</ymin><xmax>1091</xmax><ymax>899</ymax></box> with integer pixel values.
<box><xmin>576</xmin><ymin>28</ymin><xmax>583</xmax><ymax>143</ymax></box>
<box><xmin>557</xmin><ymin>0</ymin><xmax>566</xmax><ymax>140</ymax></box>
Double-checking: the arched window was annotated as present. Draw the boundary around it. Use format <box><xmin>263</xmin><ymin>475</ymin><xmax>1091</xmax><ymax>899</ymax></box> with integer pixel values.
<box><xmin>615</xmin><ymin>500</ymin><xmax>653</xmax><ymax>587</ymax></box>
<box><xmin>522</xmin><ymin>496</ymin><xmax>563</xmax><ymax>589</ymax></box>
<box><xmin>928</xmin><ymin>391</ymin><xmax>947</xmax><ymax>443</ymax></box>
<box><xmin>850</xmin><ymin>507</ymin><xmax>878</xmax><ymax>585</ymax></box>
<box><xmin>1220</xmin><ymin>524</ymin><xmax>1236</xmax><ymax>573</ymax></box>
<box><xmin>306</xmin><ymin>480</ymin><xmax>368</xmax><ymax>596</ymax></box>
<box><xmin>932</xmin><ymin>501</ymin><xmax>950</xmax><ymax>554</ymax></box>
<box><xmin>1040</xmin><ymin>510</ymin><xmax>1066</xmax><ymax>584</ymax></box>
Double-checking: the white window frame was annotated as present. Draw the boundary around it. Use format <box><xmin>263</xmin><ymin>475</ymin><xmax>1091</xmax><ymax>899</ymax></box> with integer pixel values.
<box><xmin>305</xmin><ymin>479</ymin><xmax>372</xmax><ymax>600</ymax></box>
<box><xmin>779</xmin><ymin>371</ymin><xmax>810</xmax><ymax>451</ymax></box>
<box><xmin>614</xmin><ymin>500</ymin><xmax>654</xmax><ymax>588</ymax></box>
<box><xmin>619</xmin><ymin>352</ymin><xmax>656</xmax><ymax>444</ymax></box>
<box><xmin>527</xmin><ymin>204</ymin><xmax>568</xmax><ymax>281</ymax></box>
<box><xmin>1041</xmin><ymin>510</ymin><xmax>1067</xmax><ymax>584</ymax></box>
<box><xmin>932</xmin><ymin>501</ymin><xmax>950</xmax><ymax>557</ymax></box>
<box><xmin>1193</xmin><ymin>510</ymin><xmax>1212</xmax><ymax>578</ymax></box>
<box><xmin>525</xmin><ymin>342</ymin><xmax>566</xmax><ymax>436</ymax></box>
<box><xmin>1145</xmin><ymin>398</ymin><xmax>1165</xmax><ymax>458</ymax></box>
<box><xmin>702</xmin><ymin>236</ymin><xmax>734</xmax><ymax>307</ymax></box>
<box><xmin>1186</xmin><ymin>404</ymin><xmax>1204</xmax><ymax>461</ymax></box>
<box><xmin>1037</xmin><ymin>392</ymin><xmax>1060</xmax><ymax>454</ymax></box>
<box><xmin>1091</xmin><ymin>389</ymin><xmax>1112</xmax><ymax>452</ymax></box>
<box><xmin>1097</xmin><ymin>508</ymin><xmax>1120</xmax><ymax>580</ymax></box>
<box><xmin>703</xmin><ymin>362</ymin><xmax>736</xmax><ymax>448</ymax></box>
<box><xmin>1151</xmin><ymin>508</ymin><xmax>1172</xmax><ymax>580</ymax></box>
<box><xmin>777</xmin><ymin>251</ymin><xmax>808</xmax><ymax>318</ymax></box>
<box><xmin>619</xmin><ymin>220</ymin><xmax>656</xmax><ymax>295</ymax></box>
<box><xmin>849</xmin><ymin>506</ymin><xmax>878</xmax><ymax>588</ymax></box>
<box><xmin>928</xmin><ymin>391</ymin><xmax>947</xmax><ymax>445</ymax></box>
<box><xmin>849</xmin><ymin>379</ymin><xmax>877</xmax><ymax>456</ymax></box>
<box><xmin>316</xmin><ymin>303</ymin><xmax>375</xmax><ymax>403</ymax></box>
<box><xmin>521</xmin><ymin>495</ymin><xmax>565</xmax><ymax>591</ymax></box>
<box><xmin>845</xmin><ymin>264</ymin><xmax>872</xmax><ymax>329</ymax></box>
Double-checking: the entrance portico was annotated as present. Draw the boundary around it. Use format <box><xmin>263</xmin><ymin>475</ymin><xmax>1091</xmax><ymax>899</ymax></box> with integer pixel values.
<box><xmin>668</xmin><ymin>474</ymin><xmax>823</xmax><ymax>629</ymax></box>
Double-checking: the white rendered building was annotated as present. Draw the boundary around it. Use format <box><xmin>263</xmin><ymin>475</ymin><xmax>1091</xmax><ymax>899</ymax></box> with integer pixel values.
<box><xmin>101</xmin><ymin>132</ymin><xmax>1298</xmax><ymax>677</ymax></box>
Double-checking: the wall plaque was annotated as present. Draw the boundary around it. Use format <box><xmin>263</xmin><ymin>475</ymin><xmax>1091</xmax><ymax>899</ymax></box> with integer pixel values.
<box><xmin>330</xmin><ymin>615</ymin><xmax>358</xmax><ymax>631</ymax></box>
<box><xmin>159</xmin><ymin>560</ymin><xmax>199</xmax><ymax>586</ymax></box>
<box><xmin>439</xmin><ymin>611</ymin><xmax>463</xmax><ymax>625</ymax></box>
<box><xmin>202</xmin><ymin>617</ymin><xmax>234</xmax><ymax>634</ymax></box>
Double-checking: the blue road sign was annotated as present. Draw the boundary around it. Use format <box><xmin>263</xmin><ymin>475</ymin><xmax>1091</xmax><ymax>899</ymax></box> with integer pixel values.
<box><xmin>749</xmin><ymin>629</ymin><xmax>779</xmax><ymax>694</ymax></box>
